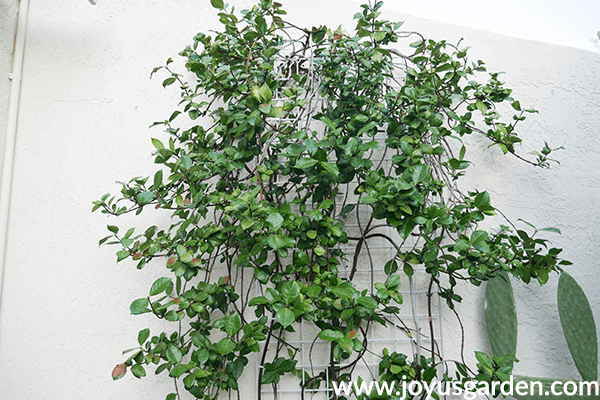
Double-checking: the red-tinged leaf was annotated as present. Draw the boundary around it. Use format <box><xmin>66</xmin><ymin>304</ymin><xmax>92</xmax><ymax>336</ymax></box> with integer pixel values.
<box><xmin>112</xmin><ymin>363</ymin><xmax>127</xmax><ymax>380</ymax></box>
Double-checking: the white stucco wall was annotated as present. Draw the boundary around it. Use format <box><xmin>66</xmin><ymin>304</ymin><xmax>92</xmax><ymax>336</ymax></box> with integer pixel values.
<box><xmin>0</xmin><ymin>0</ymin><xmax>19</xmax><ymax>180</ymax></box>
<box><xmin>0</xmin><ymin>1</ymin><xmax>599</xmax><ymax>399</ymax></box>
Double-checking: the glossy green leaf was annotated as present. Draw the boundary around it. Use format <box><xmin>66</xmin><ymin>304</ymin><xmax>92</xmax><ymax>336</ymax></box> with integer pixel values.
<box><xmin>275</xmin><ymin>308</ymin><xmax>295</xmax><ymax>327</ymax></box>
<box><xmin>266</xmin><ymin>213</ymin><xmax>284</xmax><ymax>230</ymax></box>
<box><xmin>265</xmin><ymin>235</ymin><xmax>295</xmax><ymax>250</ymax></box>
<box><xmin>210</xmin><ymin>0</ymin><xmax>224</xmax><ymax>9</ymax></box>
<box><xmin>281</xmin><ymin>281</ymin><xmax>300</xmax><ymax>305</ymax></box>
<box><xmin>258</xmin><ymin>84</ymin><xmax>272</xmax><ymax>103</ymax></box>
<box><xmin>217</xmin><ymin>338</ymin><xmax>235</xmax><ymax>355</ymax></box>
<box><xmin>241</xmin><ymin>219</ymin><xmax>254</xmax><ymax>230</ymax></box>
<box><xmin>137</xmin><ymin>328</ymin><xmax>150</xmax><ymax>345</ymax></box>
<box><xmin>130</xmin><ymin>298</ymin><xmax>149</xmax><ymax>315</ymax></box>
<box><xmin>225</xmin><ymin>312</ymin><xmax>242</xmax><ymax>336</ymax></box>
<box><xmin>131</xmin><ymin>364</ymin><xmax>146</xmax><ymax>379</ymax></box>
<box><xmin>318</xmin><ymin>329</ymin><xmax>344</xmax><ymax>341</ymax></box>
<box><xmin>166</xmin><ymin>344</ymin><xmax>183</xmax><ymax>363</ymax></box>
<box><xmin>295</xmin><ymin>158</ymin><xmax>318</xmax><ymax>169</ymax></box>
<box><xmin>136</xmin><ymin>192</ymin><xmax>154</xmax><ymax>205</ymax></box>
<box><xmin>150</xmin><ymin>277</ymin><xmax>172</xmax><ymax>296</ymax></box>
<box><xmin>151</xmin><ymin>138</ymin><xmax>164</xmax><ymax>150</ymax></box>
<box><xmin>321</xmin><ymin>162</ymin><xmax>339</xmax><ymax>176</ymax></box>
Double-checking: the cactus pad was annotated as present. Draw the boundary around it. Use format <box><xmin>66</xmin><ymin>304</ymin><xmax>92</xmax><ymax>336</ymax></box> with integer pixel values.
<box><xmin>558</xmin><ymin>272</ymin><xmax>598</xmax><ymax>381</ymax></box>
<box><xmin>485</xmin><ymin>271</ymin><xmax>518</xmax><ymax>358</ymax></box>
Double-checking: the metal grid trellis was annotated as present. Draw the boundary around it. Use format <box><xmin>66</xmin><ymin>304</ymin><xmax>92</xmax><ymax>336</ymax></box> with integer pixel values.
<box><xmin>243</xmin><ymin>41</ymin><xmax>447</xmax><ymax>400</ymax></box>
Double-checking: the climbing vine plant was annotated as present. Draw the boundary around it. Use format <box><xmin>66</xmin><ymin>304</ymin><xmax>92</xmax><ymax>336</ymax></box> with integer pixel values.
<box><xmin>93</xmin><ymin>1</ymin><xmax>568</xmax><ymax>399</ymax></box>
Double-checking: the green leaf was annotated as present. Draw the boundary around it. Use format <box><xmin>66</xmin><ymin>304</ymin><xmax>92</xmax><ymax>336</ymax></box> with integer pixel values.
<box><xmin>98</xmin><ymin>235</ymin><xmax>112</xmax><ymax>246</ymax></box>
<box><xmin>318</xmin><ymin>329</ymin><xmax>344</xmax><ymax>341</ymax></box>
<box><xmin>281</xmin><ymin>281</ymin><xmax>301</xmax><ymax>305</ymax></box>
<box><xmin>251</xmin><ymin>86</ymin><xmax>261</xmax><ymax>101</ymax></box>
<box><xmin>320</xmin><ymin>116</ymin><xmax>336</xmax><ymax>130</ymax></box>
<box><xmin>320</xmin><ymin>162</ymin><xmax>339</xmax><ymax>176</ymax></box>
<box><xmin>285</xmin><ymin>143</ymin><xmax>305</xmax><ymax>157</ymax></box>
<box><xmin>471</xmin><ymin>230</ymin><xmax>488</xmax><ymax>247</ymax></box>
<box><xmin>357</xmin><ymin>121</ymin><xmax>377</xmax><ymax>136</ymax></box>
<box><xmin>474</xmin><ymin>191</ymin><xmax>490</xmax><ymax>207</ymax></box>
<box><xmin>306</xmin><ymin>285</ymin><xmax>321</xmax><ymax>298</ymax></box>
<box><xmin>266</xmin><ymin>213</ymin><xmax>284</xmax><ymax>230</ymax></box>
<box><xmin>360</xmin><ymin>196</ymin><xmax>377</xmax><ymax>205</ymax></box>
<box><xmin>210</xmin><ymin>0</ymin><xmax>224</xmax><ymax>9</ymax></box>
<box><xmin>338</xmin><ymin>338</ymin><xmax>353</xmax><ymax>352</ymax></box>
<box><xmin>166</xmin><ymin>344</ymin><xmax>182</xmax><ymax>363</ymax></box>
<box><xmin>116</xmin><ymin>250</ymin><xmax>129</xmax><ymax>262</ymax></box>
<box><xmin>151</xmin><ymin>138</ymin><xmax>164</xmax><ymax>150</ymax></box>
<box><xmin>131</xmin><ymin>364</ymin><xmax>146</xmax><ymax>379</ymax></box>
<box><xmin>558</xmin><ymin>272</ymin><xmax>598</xmax><ymax>381</ymax></box>
<box><xmin>258</xmin><ymin>84</ymin><xmax>273</xmax><ymax>103</ymax></box>
<box><xmin>248</xmin><ymin>296</ymin><xmax>270</xmax><ymax>306</ymax></box>
<box><xmin>330</xmin><ymin>286</ymin><xmax>354</xmax><ymax>300</ymax></box>
<box><xmin>275</xmin><ymin>308</ymin><xmax>295</xmax><ymax>327</ymax></box>
<box><xmin>150</xmin><ymin>277</ymin><xmax>172</xmax><ymax>296</ymax></box>
<box><xmin>165</xmin><ymin>310</ymin><xmax>184</xmax><ymax>322</ymax></box>
<box><xmin>314</xmin><ymin>246</ymin><xmax>325</xmax><ymax>256</ymax></box>
<box><xmin>107</xmin><ymin>225</ymin><xmax>119</xmax><ymax>234</ymax></box>
<box><xmin>411</xmin><ymin>165</ymin><xmax>429</xmax><ymax>184</ymax></box>
<box><xmin>293</xmin><ymin>251</ymin><xmax>309</xmax><ymax>266</ymax></box>
<box><xmin>241</xmin><ymin>219</ymin><xmax>254</xmax><ymax>230</ymax></box>
<box><xmin>258</xmin><ymin>103</ymin><xmax>272</xmax><ymax>114</ymax></box>
<box><xmin>130</xmin><ymin>298</ymin><xmax>149</xmax><ymax>315</ymax></box>
<box><xmin>180</xmin><ymin>155</ymin><xmax>192</xmax><ymax>171</ymax></box>
<box><xmin>485</xmin><ymin>272</ymin><xmax>517</xmax><ymax>358</ymax></box>
<box><xmin>540</xmin><ymin>227</ymin><xmax>561</xmax><ymax>234</ymax></box>
<box><xmin>225</xmin><ymin>311</ymin><xmax>242</xmax><ymax>336</ymax></box>
<box><xmin>162</xmin><ymin>77</ymin><xmax>176</xmax><ymax>88</ymax></box>
<box><xmin>137</xmin><ymin>328</ymin><xmax>150</xmax><ymax>345</ymax></box>
<box><xmin>136</xmin><ymin>192</ymin><xmax>154</xmax><ymax>205</ymax></box>
<box><xmin>266</xmin><ymin>235</ymin><xmax>295</xmax><ymax>250</ymax></box>
<box><xmin>475</xmin><ymin>100</ymin><xmax>488</xmax><ymax>113</ymax></box>
<box><xmin>295</xmin><ymin>158</ymin><xmax>318</xmax><ymax>169</ymax></box>
<box><xmin>153</xmin><ymin>170</ymin><xmax>163</xmax><ymax>188</ymax></box>
<box><xmin>475</xmin><ymin>351</ymin><xmax>493</xmax><ymax>370</ymax></box>
<box><xmin>356</xmin><ymin>296</ymin><xmax>378</xmax><ymax>309</ymax></box>
<box><xmin>170</xmin><ymin>364</ymin><xmax>188</xmax><ymax>378</ymax></box>
<box><xmin>358</xmin><ymin>140</ymin><xmax>380</xmax><ymax>151</ymax></box>
<box><xmin>217</xmin><ymin>337</ymin><xmax>236</xmax><ymax>355</ymax></box>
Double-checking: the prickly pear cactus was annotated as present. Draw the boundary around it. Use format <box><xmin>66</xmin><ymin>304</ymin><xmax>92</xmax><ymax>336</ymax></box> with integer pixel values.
<box><xmin>558</xmin><ymin>271</ymin><xmax>598</xmax><ymax>381</ymax></box>
<box><xmin>485</xmin><ymin>271</ymin><xmax>518</xmax><ymax>358</ymax></box>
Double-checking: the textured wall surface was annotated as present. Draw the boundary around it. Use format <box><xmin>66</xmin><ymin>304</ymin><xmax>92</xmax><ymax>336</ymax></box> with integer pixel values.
<box><xmin>0</xmin><ymin>0</ymin><xmax>19</xmax><ymax>179</ymax></box>
<box><xmin>0</xmin><ymin>0</ymin><xmax>599</xmax><ymax>399</ymax></box>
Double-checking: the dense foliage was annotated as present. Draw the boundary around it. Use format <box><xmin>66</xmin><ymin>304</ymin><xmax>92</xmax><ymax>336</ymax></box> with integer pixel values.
<box><xmin>93</xmin><ymin>1</ymin><xmax>568</xmax><ymax>399</ymax></box>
